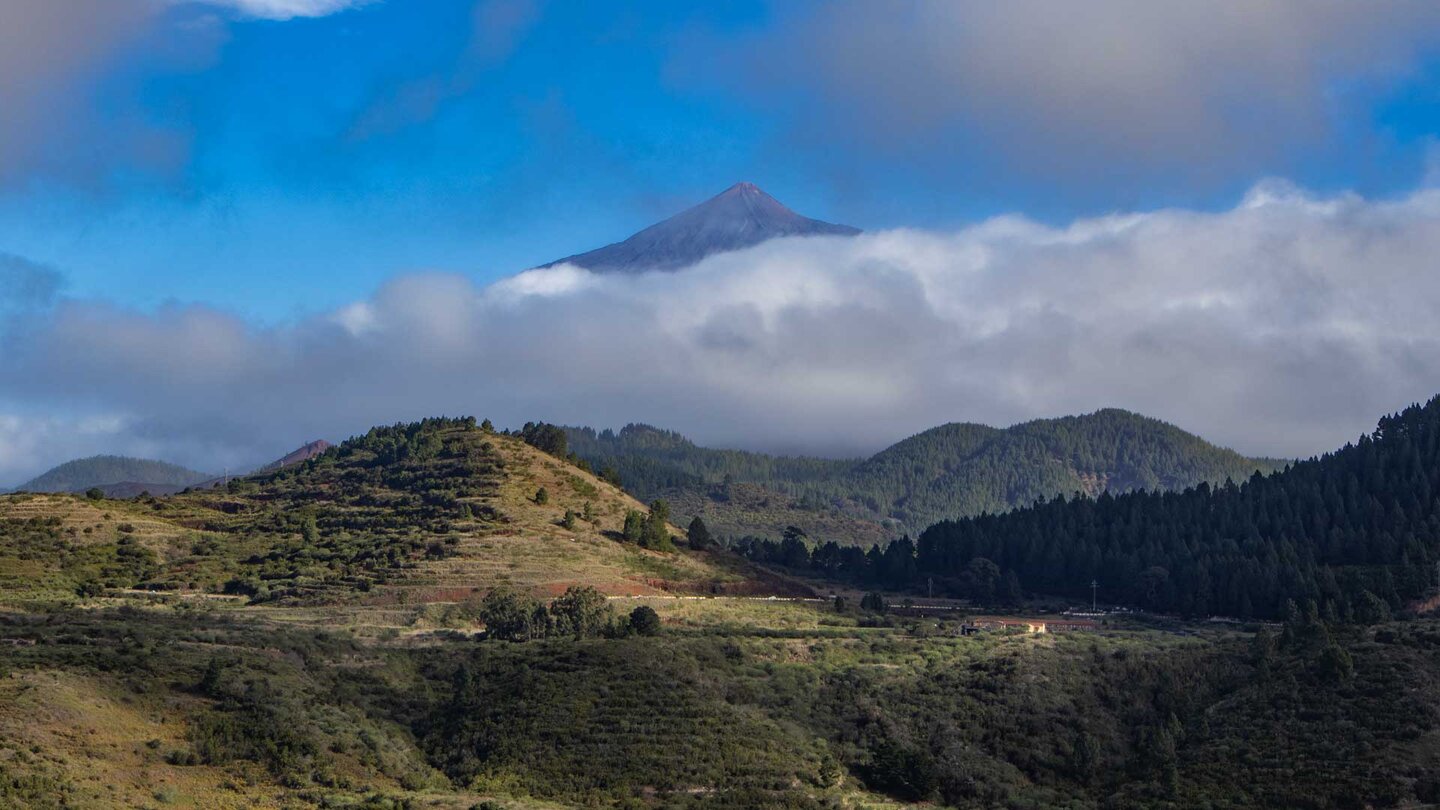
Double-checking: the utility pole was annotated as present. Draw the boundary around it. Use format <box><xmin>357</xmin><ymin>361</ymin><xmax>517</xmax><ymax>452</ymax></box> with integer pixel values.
<box><xmin>1090</xmin><ymin>579</ymin><xmax>1098</xmax><ymax>612</ymax></box>
<box><xmin>927</xmin><ymin>577</ymin><xmax>933</xmax><ymax>600</ymax></box>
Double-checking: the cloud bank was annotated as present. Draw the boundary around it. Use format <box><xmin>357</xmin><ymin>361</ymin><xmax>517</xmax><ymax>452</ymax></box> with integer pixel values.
<box><xmin>6</xmin><ymin>182</ymin><xmax>1440</xmax><ymax>484</ymax></box>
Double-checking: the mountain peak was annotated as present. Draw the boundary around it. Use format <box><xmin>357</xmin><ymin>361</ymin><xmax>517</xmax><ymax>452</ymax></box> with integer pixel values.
<box><xmin>542</xmin><ymin>183</ymin><xmax>860</xmax><ymax>274</ymax></box>
<box><xmin>718</xmin><ymin>181</ymin><xmax>768</xmax><ymax>199</ymax></box>
<box><xmin>258</xmin><ymin>439</ymin><xmax>333</xmax><ymax>473</ymax></box>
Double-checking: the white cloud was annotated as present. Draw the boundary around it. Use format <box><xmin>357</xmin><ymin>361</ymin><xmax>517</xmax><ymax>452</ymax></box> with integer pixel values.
<box><xmin>6</xmin><ymin>182</ymin><xmax>1440</xmax><ymax>484</ymax></box>
<box><xmin>194</xmin><ymin>0</ymin><xmax>369</xmax><ymax>21</ymax></box>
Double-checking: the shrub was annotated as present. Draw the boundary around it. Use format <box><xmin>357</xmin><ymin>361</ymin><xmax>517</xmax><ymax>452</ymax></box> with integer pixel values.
<box><xmin>75</xmin><ymin>579</ymin><xmax>105</xmax><ymax>598</ymax></box>
<box><xmin>550</xmin><ymin>585</ymin><xmax>613</xmax><ymax>639</ymax></box>
<box><xmin>480</xmin><ymin>587</ymin><xmax>544</xmax><ymax>641</ymax></box>
<box><xmin>629</xmin><ymin>605</ymin><xmax>662</xmax><ymax>636</ymax></box>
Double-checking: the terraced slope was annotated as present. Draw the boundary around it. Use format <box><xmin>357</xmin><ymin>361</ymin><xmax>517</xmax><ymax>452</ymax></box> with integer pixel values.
<box><xmin>0</xmin><ymin>418</ymin><xmax>775</xmax><ymax>609</ymax></box>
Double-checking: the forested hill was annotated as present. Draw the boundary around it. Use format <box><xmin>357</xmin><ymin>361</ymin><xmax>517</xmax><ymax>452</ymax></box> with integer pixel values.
<box><xmin>564</xmin><ymin>423</ymin><xmax>852</xmax><ymax>495</ymax></box>
<box><xmin>846</xmin><ymin>409</ymin><xmax>1281</xmax><ymax>528</ymax></box>
<box><xmin>566</xmin><ymin>410</ymin><xmax>1280</xmax><ymax>535</ymax></box>
<box><xmin>16</xmin><ymin>455</ymin><xmax>211</xmax><ymax>494</ymax></box>
<box><xmin>772</xmin><ymin>396</ymin><xmax>1440</xmax><ymax>621</ymax></box>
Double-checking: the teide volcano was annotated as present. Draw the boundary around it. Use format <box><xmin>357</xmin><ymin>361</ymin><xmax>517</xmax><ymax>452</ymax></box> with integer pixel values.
<box><xmin>543</xmin><ymin>182</ymin><xmax>860</xmax><ymax>274</ymax></box>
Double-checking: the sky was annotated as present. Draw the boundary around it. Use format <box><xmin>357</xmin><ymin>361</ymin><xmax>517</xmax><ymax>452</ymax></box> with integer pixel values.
<box><xmin>5</xmin><ymin>0</ymin><xmax>1440</xmax><ymax>483</ymax></box>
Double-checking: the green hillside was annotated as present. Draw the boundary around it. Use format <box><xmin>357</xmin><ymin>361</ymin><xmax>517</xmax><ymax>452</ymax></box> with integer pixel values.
<box><xmin>750</xmin><ymin>396</ymin><xmax>1440</xmax><ymax>621</ymax></box>
<box><xmin>851</xmin><ymin>409</ymin><xmax>1286</xmax><ymax>529</ymax></box>
<box><xmin>567</xmin><ymin>410</ymin><xmax>1282</xmax><ymax>540</ymax></box>
<box><xmin>17</xmin><ymin>455</ymin><xmax>211</xmax><ymax>494</ymax></box>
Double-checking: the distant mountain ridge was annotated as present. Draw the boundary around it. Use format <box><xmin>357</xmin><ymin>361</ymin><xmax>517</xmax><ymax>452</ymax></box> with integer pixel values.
<box><xmin>543</xmin><ymin>182</ymin><xmax>859</xmax><ymax>274</ymax></box>
<box><xmin>14</xmin><ymin>440</ymin><xmax>334</xmax><ymax>497</ymax></box>
<box><xmin>566</xmin><ymin>409</ymin><xmax>1285</xmax><ymax>541</ymax></box>
<box><xmin>16</xmin><ymin>455</ymin><xmax>211</xmax><ymax>495</ymax></box>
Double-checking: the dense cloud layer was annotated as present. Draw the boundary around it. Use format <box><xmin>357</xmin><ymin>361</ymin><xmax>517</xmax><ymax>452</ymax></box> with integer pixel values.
<box><xmin>5</xmin><ymin>183</ymin><xmax>1440</xmax><ymax>484</ymax></box>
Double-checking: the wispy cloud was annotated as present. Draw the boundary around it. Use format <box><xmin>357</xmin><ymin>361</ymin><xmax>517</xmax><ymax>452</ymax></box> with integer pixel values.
<box><xmin>189</xmin><ymin>0</ymin><xmax>370</xmax><ymax>21</ymax></box>
<box><xmin>679</xmin><ymin>0</ymin><xmax>1440</xmax><ymax>192</ymax></box>
<box><xmin>0</xmin><ymin>254</ymin><xmax>64</xmax><ymax>315</ymax></box>
<box><xmin>5</xmin><ymin>182</ymin><xmax>1440</xmax><ymax>483</ymax></box>
<box><xmin>0</xmin><ymin>0</ymin><xmax>368</xmax><ymax>190</ymax></box>
<box><xmin>346</xmin><ymin>0</ymin><xmax>542</xmax><ymax>139</ymax></box>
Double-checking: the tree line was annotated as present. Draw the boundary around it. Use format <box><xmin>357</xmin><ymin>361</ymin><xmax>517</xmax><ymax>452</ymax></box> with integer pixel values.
<box><xmin>471</xmin><ymin>584</ymin><xmax>661</xmax><ymax>641</ymax></box>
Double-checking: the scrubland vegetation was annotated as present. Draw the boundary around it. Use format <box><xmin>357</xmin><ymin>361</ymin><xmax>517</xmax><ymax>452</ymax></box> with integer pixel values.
<box><xmin>2</xmin><ymin>413</ymin><xmax>1440</xmax><ymax>808</ymax></box>
<box><xmin>2</xmin><ymin>598</ymin><xmax>1439</xmax><ymax>809</ymax></box>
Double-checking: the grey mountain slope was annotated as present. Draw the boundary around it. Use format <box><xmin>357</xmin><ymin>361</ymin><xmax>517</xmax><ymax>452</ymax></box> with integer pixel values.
<box><xmin>189</xmin><ymin>439</ymin><xmax>333</xmax><ymax>491</ymax></box>
<box><xmin>542</xmin><ymin>182</ymin><xmax>860</xmax><ymax>274</ymax></box>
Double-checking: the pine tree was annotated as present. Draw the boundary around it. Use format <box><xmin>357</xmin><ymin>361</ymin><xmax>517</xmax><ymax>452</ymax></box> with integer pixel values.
<box><xmin>642</xmin><ymin>500</ymin><xmax>673</xmax><ymax>550</ymax></box>
<box><xmin>687</xmin><ymin>516</ymin><xmax>712</xmax><ymax>550</ymax></box>
<box><xmin>861</xmin><ymin>592</ymin><xmax>888</xmax><ymax>614</ymax></box>
<box><xmin>622</xmin><ymin>510</ymin><xmax>645</xmax><ymax>543</ymax></box>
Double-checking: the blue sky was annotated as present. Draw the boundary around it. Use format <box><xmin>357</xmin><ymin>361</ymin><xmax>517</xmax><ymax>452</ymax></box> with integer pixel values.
<box><xmin>8</xmin><ymin>1</ymin><xmax>1440</xmax><ymax>482</ymax></box>
<box><xmin>3</xmin><ymin>1</ymin><xmax>799</xmax><ymax>319</ymax></box>
<box><xmin>6</xmin><ymin>0</ymin><xmax>1440</xmax><ymax>322</ymax></box>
